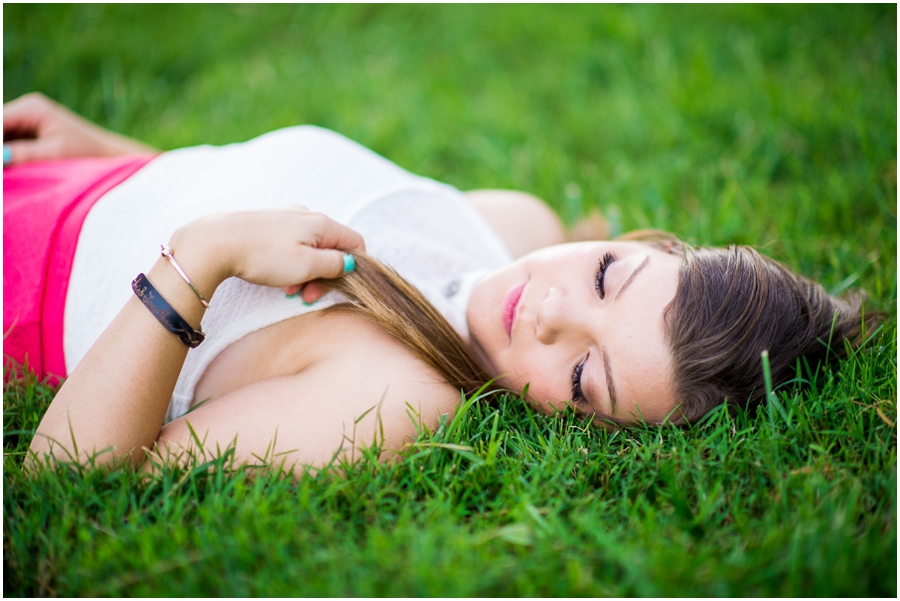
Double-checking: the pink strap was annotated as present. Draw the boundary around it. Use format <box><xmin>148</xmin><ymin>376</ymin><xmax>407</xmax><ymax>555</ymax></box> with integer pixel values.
<box><xmin>3</xmin><ymin>154</ymin><xmax>157</xmax><ymax>382</ymax></box>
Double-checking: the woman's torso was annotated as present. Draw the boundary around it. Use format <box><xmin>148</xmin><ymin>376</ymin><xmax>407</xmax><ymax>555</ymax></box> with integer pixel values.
<box><xmin>64</xmin><ymin>126</ymin><xmax>513</xmax><ymax>419</ymax></box>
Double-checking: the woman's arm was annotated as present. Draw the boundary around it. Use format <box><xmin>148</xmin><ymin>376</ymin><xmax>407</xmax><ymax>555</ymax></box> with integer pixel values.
<box><xmin>3</xmin><ymin>92</ymin><xmax>157</xmax><ymax>165</ymax></box>
<box><xmin>28</xmin><ymin>207</ymin><xmax>365</xmax><ymax>468</ymax></box>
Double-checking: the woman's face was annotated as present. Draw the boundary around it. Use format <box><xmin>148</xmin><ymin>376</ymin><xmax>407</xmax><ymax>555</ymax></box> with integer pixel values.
<box><xmin>466</xmin><ymin>241</ymin><xmax>682</xmax><ymax>424</ymax></box>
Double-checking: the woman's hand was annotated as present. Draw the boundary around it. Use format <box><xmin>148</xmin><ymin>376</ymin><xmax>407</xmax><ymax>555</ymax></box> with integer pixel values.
<box><xmin>3</xmin><ymin>92</ymin><xmax>157</xmax><ymax>165</ymax></box>
<box><xmin>170</xmin><ymin>207</ymin><xmax>366</xmax><ymax>304</ymax></box>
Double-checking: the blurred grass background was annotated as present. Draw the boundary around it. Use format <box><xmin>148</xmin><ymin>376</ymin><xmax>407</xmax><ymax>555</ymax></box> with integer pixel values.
<box><xmin>5</xmin><ymin>4</ymin><xmax>896</xmax><ymax>286</ymax></box>
<box><xmin>4</xmin><ymin>4</ymin><xmax>896</xmax><ymax>597</ymax></box>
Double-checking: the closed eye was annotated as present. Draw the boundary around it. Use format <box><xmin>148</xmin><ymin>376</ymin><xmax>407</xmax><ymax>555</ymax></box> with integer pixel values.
<box><xmin>571</xmin><ymin>353</ymin><xmax>589</xmax><ymax>406</ymax></box>
<box><xmin>595</xmin><ymin>252</ymin><xmax>617</xmax><ymax>299</ymax></box>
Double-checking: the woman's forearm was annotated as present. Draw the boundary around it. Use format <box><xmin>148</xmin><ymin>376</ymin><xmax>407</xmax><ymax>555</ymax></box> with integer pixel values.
<box><xmin>28</xmin><ymin>239</ymin><xmax>223</xmax><ymax>469</ymax></box>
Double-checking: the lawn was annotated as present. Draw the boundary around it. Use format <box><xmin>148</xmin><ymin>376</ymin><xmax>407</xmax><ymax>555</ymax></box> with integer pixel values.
<box><xmin>3</xmin><ymin>4</ymin><xmax>896</xmax><ymax>596</ymax></box>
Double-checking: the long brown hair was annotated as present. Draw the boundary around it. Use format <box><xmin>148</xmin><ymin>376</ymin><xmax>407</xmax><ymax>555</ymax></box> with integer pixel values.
<box><xmin>664</xmin><ymin>244</ymin><xmax>879</xmax><ymax>423</ymax></box>
<box><xmin>326</xmin><ymin>253</ymin><xmax>493</xmax><ymax>394</ymax></box>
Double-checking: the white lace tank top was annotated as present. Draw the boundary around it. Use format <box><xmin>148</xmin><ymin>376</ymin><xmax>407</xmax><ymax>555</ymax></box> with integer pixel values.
<box><xmin>64</xmin><ymin>126</ymin><xmax>513</xmax><ymax>420</ymax></box>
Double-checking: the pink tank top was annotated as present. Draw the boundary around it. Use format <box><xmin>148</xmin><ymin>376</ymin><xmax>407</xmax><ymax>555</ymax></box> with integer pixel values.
<box><xmin>3</xmin><ymin>155</ymin><xmax>156</xmax><ymax>383</ymax></box>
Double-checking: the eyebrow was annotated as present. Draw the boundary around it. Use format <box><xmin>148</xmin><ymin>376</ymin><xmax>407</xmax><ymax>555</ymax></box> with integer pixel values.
<box><xmin>601</xmin><ymin>349</ymin><xmax>617</xmax><ymax>413</ymax></box>
<box><xmin>615</xmin><ymin>255</ymin><xmax>650</xmax><ymax>300</ymax></box>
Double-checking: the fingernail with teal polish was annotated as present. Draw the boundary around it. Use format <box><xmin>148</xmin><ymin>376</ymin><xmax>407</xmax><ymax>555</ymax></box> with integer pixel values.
<box><xmin>285</xmin><ymin>291</ymin><xmax>300</xmax><ymax>299</ymax></box>
<box><xmin>342</xmin><ymin>253</ymin><xmax>356</xmax><ymax>274</ymax></box>
<box><xmin>302</xmin><ymin>299</ymin><xmax>317</xmax><ymax>307</ymax></box>
<box><xmin>3</xmin><ymin>145</ymin><xmax>12</xmax><ymax>167</ymax></box>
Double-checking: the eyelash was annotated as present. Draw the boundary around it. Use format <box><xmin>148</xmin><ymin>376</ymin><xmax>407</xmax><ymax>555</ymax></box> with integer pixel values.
<box><xmin>571</xmin><ymin>355</ymin><xmax>588</xmax><ymax>406</ymax></box>
<box><xmin>595</xmin><ymin>252</ymin><xmax>617</xmax><ymax>299</ymax></box>
<box><xmin>571</xmin><ymin>252</ymin><xmax>618</xmax><ymax>406</ymax></box>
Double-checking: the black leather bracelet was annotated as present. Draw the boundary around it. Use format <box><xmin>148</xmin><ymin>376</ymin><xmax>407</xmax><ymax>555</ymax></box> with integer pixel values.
<box><xmin>132</xmin><ymin>273</ymin><xmax>205</xmax><ymax>348</ymax></box>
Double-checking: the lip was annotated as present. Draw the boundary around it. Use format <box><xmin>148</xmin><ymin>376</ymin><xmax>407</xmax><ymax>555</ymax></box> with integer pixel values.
<box><xmin>502</xmin><ymin>283</ymin><xmax>526</xmax><ymax>340</ymax></box>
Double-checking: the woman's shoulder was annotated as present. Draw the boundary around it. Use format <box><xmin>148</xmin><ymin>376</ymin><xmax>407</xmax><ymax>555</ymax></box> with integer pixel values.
<box><xmin>284</xmin><ymin>308</ymin><xmax>461</xmax><ymax>442</ymax></box>
<box><xmin>313</xmin><ymin>308</ymin><xmax>461</xmax><ymax>403</ymax></box>
<box><xmin>159</xmin><ymin>309</ymin><xmax>462</xmax><ymax>470</ymax></box>
<box><xmin>302</xmin><ymin>309</ymin><xmax>461</xmax><ymax>447</ymax></box>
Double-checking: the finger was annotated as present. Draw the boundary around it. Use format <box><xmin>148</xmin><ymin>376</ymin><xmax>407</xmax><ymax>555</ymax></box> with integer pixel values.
<box><xmin>303</xmin><ymin>248</ymin><xmax>353</xmax><ymax>281</ymax></box>
<box><xmin>3</xmin><ymin>93</ymin><xmax>48</xmax><ymax>137</ymax></box>
<box><xmin>3</xmin><ymin>138</ymin><xmax>59</xmax><ymax>165</ymax></box>
<box><xmin>283</xmin><ymin>282</ymin><xmax>328</xmax><ymax>303</ymax></box>
<box><xmin>300</xmin><ymin>281</ymin><xmax>328</xmax><ymax>304</ymax></box>
<box><xmin>311</xmin><ymin>216</ymin><xmax>366</xmax><ymax>253</ymax></box>
<box><xmin>285</xmin><ymin>250</ymin><xmax>351</xmax><ymax>303</ymax></box>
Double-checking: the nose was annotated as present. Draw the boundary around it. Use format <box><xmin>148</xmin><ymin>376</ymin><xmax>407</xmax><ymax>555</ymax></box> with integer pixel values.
<box><xmin>536</xmin><ymin>286</ymin><xmax>584</xmax><ymax>345</ymax></box>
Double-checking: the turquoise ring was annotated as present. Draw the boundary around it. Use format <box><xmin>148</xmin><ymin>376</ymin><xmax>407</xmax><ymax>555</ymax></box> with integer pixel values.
<box><xmin>342</xmin><ymin>253</ymin><xmax>356</xmax><ymax>274</ymax></box>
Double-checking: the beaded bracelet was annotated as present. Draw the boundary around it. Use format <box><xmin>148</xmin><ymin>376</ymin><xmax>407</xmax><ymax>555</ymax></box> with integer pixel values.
<box><xmin>132</xmin><ymin>273</ymin><xmax>205</xmax><ymax>348</ymax></box>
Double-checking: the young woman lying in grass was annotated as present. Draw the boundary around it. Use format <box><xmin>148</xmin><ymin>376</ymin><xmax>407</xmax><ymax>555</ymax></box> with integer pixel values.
<box><xmin>5</xmin><ymin>93</ymin><xmax>874</xmax><ymax>474</ymax></box>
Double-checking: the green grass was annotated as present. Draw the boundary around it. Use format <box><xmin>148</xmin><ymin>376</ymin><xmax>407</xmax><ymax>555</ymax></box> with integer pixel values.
<box><xmin>4</xmin><ymin>4</ymin><xmax>896</xmax><ymax>597</ymax></box>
